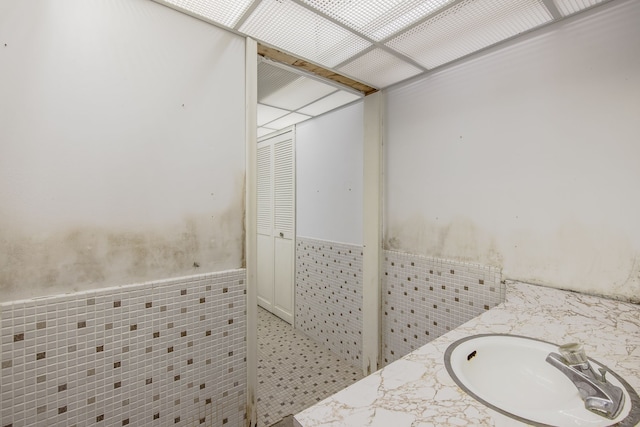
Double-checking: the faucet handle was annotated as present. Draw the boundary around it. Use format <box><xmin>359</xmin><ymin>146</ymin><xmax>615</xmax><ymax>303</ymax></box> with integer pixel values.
<box><xmin>559</xmin><ymin>342</ymin><xmax>588</xmax><ymax>365</ymax></box>
<box><xmin>598</xmin><ymin>368</ymin><xmax>608</xmax><ymax>383</ymax></box>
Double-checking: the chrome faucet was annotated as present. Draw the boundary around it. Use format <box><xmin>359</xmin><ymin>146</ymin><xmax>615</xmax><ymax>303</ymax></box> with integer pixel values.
<box><xmin>545</xmin><ymin>343</ymin><xmax>624</xmax><ymax>419</ymax></box>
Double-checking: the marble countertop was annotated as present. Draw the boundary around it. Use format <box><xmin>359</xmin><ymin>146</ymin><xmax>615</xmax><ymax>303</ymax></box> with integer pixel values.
<box><xmin>293</xmin><ymin>281</ymin><xmax>640</xmax><ymax>427</ymax></box>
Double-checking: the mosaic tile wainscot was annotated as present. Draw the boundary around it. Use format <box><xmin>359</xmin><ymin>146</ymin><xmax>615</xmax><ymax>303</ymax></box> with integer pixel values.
<box><xmin>383</xmin><ymin>251</ymin><xmax>505</xmax><ymax>365</ymax></box>
<box><xmin>0</xmin><ymin>269</ymin><xmax>246</xmax><ymax>427</ymax></box>
<box><xmin>295</xmin><ymin>238</ymin><xmax>363</xmax><ymax>368</ymax></box>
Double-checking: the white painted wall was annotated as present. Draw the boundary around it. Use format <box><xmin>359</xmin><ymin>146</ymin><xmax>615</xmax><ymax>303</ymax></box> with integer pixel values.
<box><xmin>384</xmin><ymin>0</ymin><xmax>640</xmax><ymax>302</ymax></box>
<box><xmin>296</xmin><ymin>102</ymin><xmax>364</xmax><ymax>245</ymax></box>
<box><xmin>0</xmin><ymin>0</ymin><xmax>246</xmax><ymax>301</ymax></box>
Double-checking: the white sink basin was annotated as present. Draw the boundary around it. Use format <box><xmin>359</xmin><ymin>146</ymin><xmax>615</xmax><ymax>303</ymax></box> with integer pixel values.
<box><xmin>444</xmin><ymin>334</ymin><xmax>639</xmax><ymax>426</ymax></box>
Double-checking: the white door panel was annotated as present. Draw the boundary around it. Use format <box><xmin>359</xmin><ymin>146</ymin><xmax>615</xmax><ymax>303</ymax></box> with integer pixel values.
<box><xmin>257</xmin><ymin>234</ymin><xmax>274</xmax><ymax>310</ymax></box>
<box><xmin>257</xmin><ymin>144</ymin><xmax>273</xmax><ymax>236</ymax></box>
<box><xmin>273</xmin><ymin>237</ymin><xmax>294</xmax><ymax>324</ymax></box>
<box><xmin>274</xmin><ymin>139</ymin><xmax>294</xmax><ymax>235</ymax></box>
<box><xmin>256</xmin><ymin>129</ymin><xmax>295</xmax><ymax>325</ymax></box>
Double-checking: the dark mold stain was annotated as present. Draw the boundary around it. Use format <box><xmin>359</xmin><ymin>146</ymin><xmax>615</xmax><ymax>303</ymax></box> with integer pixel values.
<box><xmin>0</xmin><ymin>212</ymin><xmax>243</xmax><ymax>300</ymax></box>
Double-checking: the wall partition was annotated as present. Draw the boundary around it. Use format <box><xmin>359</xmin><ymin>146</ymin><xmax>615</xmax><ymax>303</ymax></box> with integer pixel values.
<box><xmin>383</xmin><ymin>0</ymin><xmax>640</xmax><ymax>303</ymax></box>
<box><xmin>0</xmin><ymin>0</ymin><xmax>248</xmax><ymax>425</ymax></box>
<box><xmin>0</xmin><ymin>0</ymin><xmax>246</xmax><ymax>300</ymax></box>
<box><xmin>294</xmin><ymin>102</ymin><xmax>365</xmax><ymax>370</ymax></box>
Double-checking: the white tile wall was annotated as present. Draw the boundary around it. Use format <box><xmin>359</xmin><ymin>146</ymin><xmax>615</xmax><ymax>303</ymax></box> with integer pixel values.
<box><xmin>0</xmin><ymin>270</ymin><xmax>246</xmax><ymax>427</ymax></box>
<box><xmin>295</xmin><ymin>238</ymin><xmax>363</xmax><ymax>368</ymax></box>
<box><xmin>382</xmin><ymin>251</ymin><xmax>504</xmax><ymax>365</ymax></box>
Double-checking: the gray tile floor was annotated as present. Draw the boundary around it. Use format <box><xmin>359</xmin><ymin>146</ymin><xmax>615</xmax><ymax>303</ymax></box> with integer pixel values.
<box><xmin>257</xmin><ymin>307</ymin><xmax>365</xmax><ymax>427</ymax></box>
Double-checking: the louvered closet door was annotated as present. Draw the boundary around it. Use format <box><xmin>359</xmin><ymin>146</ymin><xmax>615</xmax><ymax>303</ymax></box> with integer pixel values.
<box><xmin>256</xmin><ymin>130</ymin><xmax>295</xmax><ymax>325</ymax></box>
<box><xmin>257</xmin><ymin>143</ymin><xmax>274</xmax><ymax>313</ymax></box>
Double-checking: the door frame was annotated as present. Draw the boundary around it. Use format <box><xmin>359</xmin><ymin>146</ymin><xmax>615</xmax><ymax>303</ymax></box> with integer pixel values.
<box><xmin>245</xmin><ymin>37</ymin><xmax>258</xmax><ymax>427</ymax></box>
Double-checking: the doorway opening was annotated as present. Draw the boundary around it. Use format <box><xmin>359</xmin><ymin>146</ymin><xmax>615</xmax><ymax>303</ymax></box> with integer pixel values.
<box><xmin>253</xmin><ymin>56</ymin><xmax>369</xmax><ymax>427</ymax></box>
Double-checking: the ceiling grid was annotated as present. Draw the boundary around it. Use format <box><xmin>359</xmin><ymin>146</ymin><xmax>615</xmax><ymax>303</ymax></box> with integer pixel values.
<box><xmin>161</xmin><ymin>0</ymin><xmax>254</xmax><ymax>27</ymax></box>
<box><xmin>256</xmin><ymin>59</ymin><xmax>362</xmax><ymax>136</ymax></box>
<box><xmin>239</xmin><ymin>0</ymin><xmax>372</xmax><ymax>68</ymax></box>
<box><xmin>385</xmin><ymin>0</ymin><xmax>554</xmax><ymax>69</ymax></box>
<box><xmin>286</xmin><ymin>0</ymin><xmax>432</xmax><ymax>81</ymax></box>
<box><xmin>554</xmin><ymin>0</ymin><xmax>607</xmax><ymax>15</ymax></box>
<box><xmin>232</xmin><ymin>0</ymin><xmax>264</xmax><ymax>29</ymax></box>
<box><xmin>153</xmin><ymin>0</ymin><xmax>617</xmax><ymax>134</ymax></box>
<box><xmin>540</xmin><ymin>0</ymin><xmax>563</xmax><ymax>19</ymax></box>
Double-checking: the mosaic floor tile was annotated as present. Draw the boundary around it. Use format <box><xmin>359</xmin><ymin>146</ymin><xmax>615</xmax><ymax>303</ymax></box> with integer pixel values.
<box><xmin>257</xmin><ymin>307</ymin><xmax>364</xmax><ymax>427</ymax></box>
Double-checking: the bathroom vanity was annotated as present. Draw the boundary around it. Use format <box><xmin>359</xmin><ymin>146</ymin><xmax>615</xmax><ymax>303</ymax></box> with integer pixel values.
<box><xmin>294</xmin><ymin>282</ymin><xmax>640</xmax><ymax>426</ymax></box>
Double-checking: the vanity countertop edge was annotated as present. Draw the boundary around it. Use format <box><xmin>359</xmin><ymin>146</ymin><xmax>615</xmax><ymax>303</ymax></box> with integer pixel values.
<box><xmin>293</xmin><ymin>281</ymin><xmax>640</xmax><ymax>427</ymax></box>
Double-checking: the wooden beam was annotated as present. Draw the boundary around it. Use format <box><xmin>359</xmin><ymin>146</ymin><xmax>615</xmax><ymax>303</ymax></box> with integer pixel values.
<box><xmin>257</xmin><ymin>44</ymin><xmax>378</xmax><ymax>96</ymax></box>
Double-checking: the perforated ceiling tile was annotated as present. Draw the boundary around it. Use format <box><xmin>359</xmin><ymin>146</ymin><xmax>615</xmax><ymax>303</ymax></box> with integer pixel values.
<box><xmin>258</xmin><ymin>61</ymin><xmax>302</xmax><ymax>102</ymax></box>
<box><xmin>266</xmin><ymin>112</ymin><xmax>312</xmax><ymax>129</ymax></box>
<box><xmin>301</xmin><ymin>0</ymin><xmax>455</xmax><ymax>41</ymax></box>
<box><xmin>338</xmin><ymin>49</ymin><xmax>423</xmax><ymax>88</ymax></box>
<box><xmin>160</xmin><ymin>0</ymin><xmax>254</xmax><ymax>28</ymax></box>
<box><xmin>260</xmin><ymin>77</ymin><xmax>338</xmax><ymax>111</ymax></box>
<box><xmin>554</xmin><ymin>0</ymin><xmax>607</xmax><ymax>16</ymax></box>
<box><xmin>257</xmin><ymin>104</ymin><xmax>290</xmax><ymax>126</ymax></box>
<box><xmin>240</xmin><ymin>0</ymin><xmax>371</xmax><ymax>68</ymax></box>
<box><xmin>297</xmin><ymin>91</ymin><xmax>362</xmax><ymax>116</ymax></box>
<box><xmin>386</xmin><ymin>0</ymin><xmax>553</xmax><ymax>69</ymax></box>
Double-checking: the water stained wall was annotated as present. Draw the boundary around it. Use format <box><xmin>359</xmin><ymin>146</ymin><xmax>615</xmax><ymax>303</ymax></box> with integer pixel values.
<box><xmin>385</xmin><ymin>216</ymin><xmax>640</xmax><ymax>303</ymax></box>
<box><xmin>384</xmin><ymin>0</ymin><xmax>640</xmax><ymax>303</ymax></box>
<box><xmin>385</xmin><ymin>215</ymin><xmax>504</xmax><ymax>267</ymax></box>
<box><xmin>0</xmin><ymin>206</ymin><xmax>244</xmax><ymax>302</ymax></box>
<box><xmin>0</xmin><ymin>0</ymin><xmax>246</xmax><ymax>302</ymax></box>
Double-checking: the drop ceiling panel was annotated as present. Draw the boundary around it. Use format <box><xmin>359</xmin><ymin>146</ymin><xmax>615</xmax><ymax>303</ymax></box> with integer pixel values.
<box><xmin>386</xmin><ymin>0</ymin><xmax>553</xmax><ymax>69</ymax></box>
<box><xmin>297</xmin><ymin>91</ymin><xmax>362</xmax><ymax>116</ymax></box>
<box><xmin>339</xmin><ymin>48</ymin><xmax>424</xmax><ymax>88</ymax></box>
<box><xmin>260</xmin><ymin>77</ymin><xmax>338</xmax><ymax>110</ymax></box>
<box><xmin>160</xmin><ymin>0</ymin><xmax>254</xmax><ymax>27</ymax></box>
<box><xmin>257</xmin><ymin>104</ymin><xmax>290</xmax><ymax>126</ymax></box>
<box><xmin>258</xmin><ymin>61</ymin><xmax>302</xmax><ymax>100</ymax></box>
<box><xmin>301</xmin><ymin>0</ymin><xmax>456</xmax><ymax>41</ymax></box>
<box><xmin>258</xmin><ymin>127</ymin><xmax>277</xmax><ymax>138</ymax></box>
<box><xmin>240</xmin><ymin>0</ymin><xmax>372</xmax><ymax>67</ymax></box>
<box><xmin>267</xmin><ymin>112</ymin><xmax>312</xmax><ymax>129</ymax></box>
<box><xmin>554</xmin><ymin>0</ymin><xmax>607</xmax><ymax>16</ymax></box>
<box><xmin>159</xmin><ymin>0</ymin><xmax>613</xmax><ymax>90</ymax></box>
